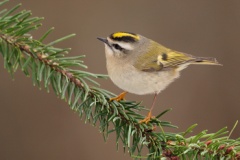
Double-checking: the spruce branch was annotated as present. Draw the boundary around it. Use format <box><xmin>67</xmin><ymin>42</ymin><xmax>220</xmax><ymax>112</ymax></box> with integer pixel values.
<box><xmin>0</xmin><ymin>1</ymin><xmax>240</xmax><ymax>159</ymax></box>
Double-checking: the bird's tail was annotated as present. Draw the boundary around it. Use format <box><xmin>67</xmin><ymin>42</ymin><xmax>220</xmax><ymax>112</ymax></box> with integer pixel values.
<box><xmin>191</xmin><ymin>56</ymin><xmax>222</xmax><ymax>66</ymax></box>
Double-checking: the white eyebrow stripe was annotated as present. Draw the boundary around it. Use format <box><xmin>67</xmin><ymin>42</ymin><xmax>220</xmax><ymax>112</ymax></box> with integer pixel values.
<box><xmin>116</xmin><ymin>42</ymin><xmax>134</xmax><ymax>50</ymax></box>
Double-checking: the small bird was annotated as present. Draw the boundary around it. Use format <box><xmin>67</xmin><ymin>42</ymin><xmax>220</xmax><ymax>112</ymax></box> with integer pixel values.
<box><xmin>97</xmin><ymin>32</ymin><xmax>221</xmax><ymax>124</ymax></box>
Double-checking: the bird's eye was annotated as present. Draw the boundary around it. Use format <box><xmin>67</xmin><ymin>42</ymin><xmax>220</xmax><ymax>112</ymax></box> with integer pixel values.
<box><xmin>112</xmin><ymin>43</ymin><xmax>123</xmax><ymax>51</ymax></box>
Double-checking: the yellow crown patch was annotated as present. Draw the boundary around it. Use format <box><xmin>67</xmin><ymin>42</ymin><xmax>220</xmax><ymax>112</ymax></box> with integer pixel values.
<box><xmin>112</xmin><ymin>32</ymin><xmax>140</xmax><ymax>41</ymax></box>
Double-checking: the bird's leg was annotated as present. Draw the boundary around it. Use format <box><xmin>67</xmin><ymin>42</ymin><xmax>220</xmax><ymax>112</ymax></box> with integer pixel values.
<box><xmin>110</xmin><ymin>91</ymin><xmax>128</xmax><ymax>102</ymax></box>
<box><xmin>139</xmin><ymin>93</ymin><xmax>158</xmax><ymax>124</ymax></box>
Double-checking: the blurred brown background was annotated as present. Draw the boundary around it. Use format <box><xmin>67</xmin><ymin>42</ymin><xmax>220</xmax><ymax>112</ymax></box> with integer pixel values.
<box><xmin>0</xmin><ymin>1</ymin><xmax>240</xmax><ymax>160</ymax></box>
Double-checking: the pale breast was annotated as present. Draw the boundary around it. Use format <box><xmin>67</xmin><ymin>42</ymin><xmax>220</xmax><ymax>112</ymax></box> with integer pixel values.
<box><xmin>107</xmin><ymin>60</ymin><xmax>180</xmax><ymax>95</ymax></box>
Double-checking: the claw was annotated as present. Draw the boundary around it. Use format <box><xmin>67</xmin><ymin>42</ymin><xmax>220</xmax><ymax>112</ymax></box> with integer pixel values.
<box><xmin>139</xmin><ymin>111</ymin><xmax>155</xmax><ymax>124</ymax></box>
<box><xmin>109</xmin><ymin>91</ymin><xmax>127</xmax><ymax>102</ymax></box>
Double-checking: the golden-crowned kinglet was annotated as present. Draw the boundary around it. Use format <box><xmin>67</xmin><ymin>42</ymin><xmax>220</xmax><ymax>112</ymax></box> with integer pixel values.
<box><xmin>97</xmin><ymin>32</ymin><xmax>221</xmax><ymax>123</ymax></box>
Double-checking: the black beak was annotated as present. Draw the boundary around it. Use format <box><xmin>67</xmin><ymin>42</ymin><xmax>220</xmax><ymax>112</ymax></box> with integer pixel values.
<box><xmin>97</xmin><ymin>37</ymin><xmax>108</xmax><ymax>45</ymax></box>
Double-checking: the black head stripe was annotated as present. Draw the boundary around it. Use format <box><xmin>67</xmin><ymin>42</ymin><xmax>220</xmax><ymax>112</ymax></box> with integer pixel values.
<box><xmin>110</xmin><ymin>32</ymin><xmax>140</xmax><ymax>42</ymax></box>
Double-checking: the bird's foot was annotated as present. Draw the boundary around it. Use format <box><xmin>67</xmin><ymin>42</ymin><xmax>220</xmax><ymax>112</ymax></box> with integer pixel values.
<box><xmin>139</xmin><ymin>111</ymin><xmax>155</xmax><ymax>124</ymax></box>
<box><xmin>110</xmin><ymin>91</ymin><xmax>127</xmax><ymax>102</ymax></box>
